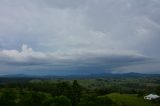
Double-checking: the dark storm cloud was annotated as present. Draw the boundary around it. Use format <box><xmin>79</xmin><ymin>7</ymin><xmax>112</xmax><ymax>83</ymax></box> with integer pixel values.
<box><xmin>0</xmin><ymin>44</ymin><xmax>151</xmax><ymax>74</ymax></box>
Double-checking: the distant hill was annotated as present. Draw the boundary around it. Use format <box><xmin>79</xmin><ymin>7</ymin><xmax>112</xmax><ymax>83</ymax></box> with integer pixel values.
<box><xmin>0</xmin><ymin>72</ymin><xmax>159</xmax><ymax>79</ymax></box>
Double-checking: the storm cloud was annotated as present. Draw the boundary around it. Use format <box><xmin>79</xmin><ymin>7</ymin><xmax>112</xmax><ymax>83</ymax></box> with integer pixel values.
<box><xmin>0</xmin><ymin>0</ymin><xmax>160</xmax><ymax>75</ymax></box>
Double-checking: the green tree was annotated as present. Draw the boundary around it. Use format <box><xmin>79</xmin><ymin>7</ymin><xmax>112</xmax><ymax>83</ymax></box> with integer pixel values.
<box><xmin>97</xmin><ymin>96</ymin><xmax>113</xmax><ymax>106</ymax></box>
<box><xmin>78</xmin><ymin>94</ymin><xmax>114</xmax><ymax>106</ymax></box>
<box><xmin>18</xmin><ymin>92</ymin><xmax>46</xmax><ymax>106</ymax></box>
<box><xmin>0</xmin><ymin>90</ymin><xmax>17</xmax><ymax>106</ymax></box>
<box><xmin>56</xmin><ymin>82</ymin><xmax>71</xmax><ymax>97</ymax></box>
<box><xmin>156</xmin><ymin>86</ymin><xmax>160</xmax><ymax>95</ymax></box>
<box><xmin>78</xmin><ymin>94</ymin><xmax>98</xmax><ymax>106</ymax></box>
<box><xmin>71</xmin><ymin>80</ymin><xmax>82</xmax><ymax>106</ymax></box>
<box><xmin>52</xmin><ymin>96</ymin><xmax>71</xmax><ymax>106</ymax></box>
<box><xmin>42</xmin><ymin>97</ymin><xmax>55</xmax><ymax>106</ymax></box>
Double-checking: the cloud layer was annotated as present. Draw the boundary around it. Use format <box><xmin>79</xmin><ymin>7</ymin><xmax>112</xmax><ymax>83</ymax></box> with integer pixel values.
<box><xmin>0</xmin><ymin>0</ymin><xmax>160</xmax><ymax>74</ymax></box>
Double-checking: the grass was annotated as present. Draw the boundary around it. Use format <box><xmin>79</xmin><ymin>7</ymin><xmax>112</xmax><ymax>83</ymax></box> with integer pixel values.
<box><xmin>107</xmin><ymin>93</ymin><xmax>153</xmax><ymax>106</ymax></box>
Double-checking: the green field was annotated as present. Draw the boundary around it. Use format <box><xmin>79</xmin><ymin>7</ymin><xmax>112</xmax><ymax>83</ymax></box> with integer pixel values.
<box><xmin>106</xmin><ymin>93</ymin><xmax>153</xmax><ymax>106</ymax></box>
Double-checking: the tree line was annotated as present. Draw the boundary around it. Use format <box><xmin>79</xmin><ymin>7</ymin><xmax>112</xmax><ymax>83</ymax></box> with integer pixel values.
<box><xmin>0</xmin><ymin>80</ymin><xmax>114</xmax><ymax>106</ymax></box>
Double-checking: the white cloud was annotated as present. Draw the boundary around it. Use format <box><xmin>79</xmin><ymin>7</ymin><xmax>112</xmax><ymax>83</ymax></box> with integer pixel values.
<box><xmin>0</xmin><ymin>44</ymin><xmax>47</xmax><ymax>62</ymax></box>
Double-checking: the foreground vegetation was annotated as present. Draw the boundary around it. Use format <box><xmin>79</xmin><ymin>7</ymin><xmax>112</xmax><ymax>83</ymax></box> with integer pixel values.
<box><xmin>0</xmin><ymin>74</ymin><xmax>159</xmax><ymax>106</ymax></box>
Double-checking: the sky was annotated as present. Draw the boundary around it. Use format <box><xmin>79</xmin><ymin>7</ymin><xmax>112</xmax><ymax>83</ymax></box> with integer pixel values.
<box><xmin>0</xmin><ymin>0</ymin><xmax>160</xmax><ymax>75</ymax></box>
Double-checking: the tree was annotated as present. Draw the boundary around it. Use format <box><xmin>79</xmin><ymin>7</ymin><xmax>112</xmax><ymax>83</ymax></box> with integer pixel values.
<box><xmin>18</xmin><ymin>92</ymin><xmax>46</xmax><ymax>106</ymax></box>
<box><xmin>78</xmin><ymin>94</ymin><xmax>98</xmax><ymax>106</ymax></box>
<box><xmin>97</xmin><ymin>96</ymin><xmax>113</xmax><ymax>106</ymax></box>
<box><xmin>51</xmin><ymin>96</ymin><xmax>71</xmax><ymax>106</ymax></box>
<box><xmin>42</xmin><ymin>98</ymin><xmax>55</xmax><ymax>106</ymax></box>
<box><xmin>78</xmin><ymin>94</ymin><xmax>114</xmax><ymax>106</ymax></box>
<box><xmin>56</xmin><ymin>82</ymin><xmax>71</xmax><ymax>97</ymax></box>
<box><xmin>71</xmin><ymin>80</ymin><xmax>82</xmax><ymax>106</ymax></box>
<box><xmin>156</xmin><ymin>86</ymin><xmax>160</xmax><ymax>95</ymax></box>
<box><xmin>0</xmin><ymin>90</ymin><xmax>17</xmax><ymax>106</ymax></box>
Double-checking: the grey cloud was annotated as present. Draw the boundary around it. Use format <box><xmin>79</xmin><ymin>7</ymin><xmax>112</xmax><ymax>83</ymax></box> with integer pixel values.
<box><xmin>0</xmin><ymin>44</ymin><xmax>151</xmax><ymax>74</ymax></box>
<box><xmin>0</xmin><ymin>0</ymin><xmax>159</xmax><ymax>74</ymax></box>
<box><xmin>40</xmin><ymin>0</ymin><xmax>87</xmax><ymax>9</ymax></box>
<box><xmin>84</xmin><ymin>0</ymin><xmax>160</xmax><ymax>56</ymax></box>
<box><xmin>113</xmin><ymin>60</ymin><xmax>160</xmax><ymax>74</ymax></box>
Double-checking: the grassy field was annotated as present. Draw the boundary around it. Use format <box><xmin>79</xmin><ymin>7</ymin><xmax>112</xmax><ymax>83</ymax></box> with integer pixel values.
<box><xmin>106</xmin><ymin>93</ymin><xmax>153</xmax><ymax>106</ymax></box>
